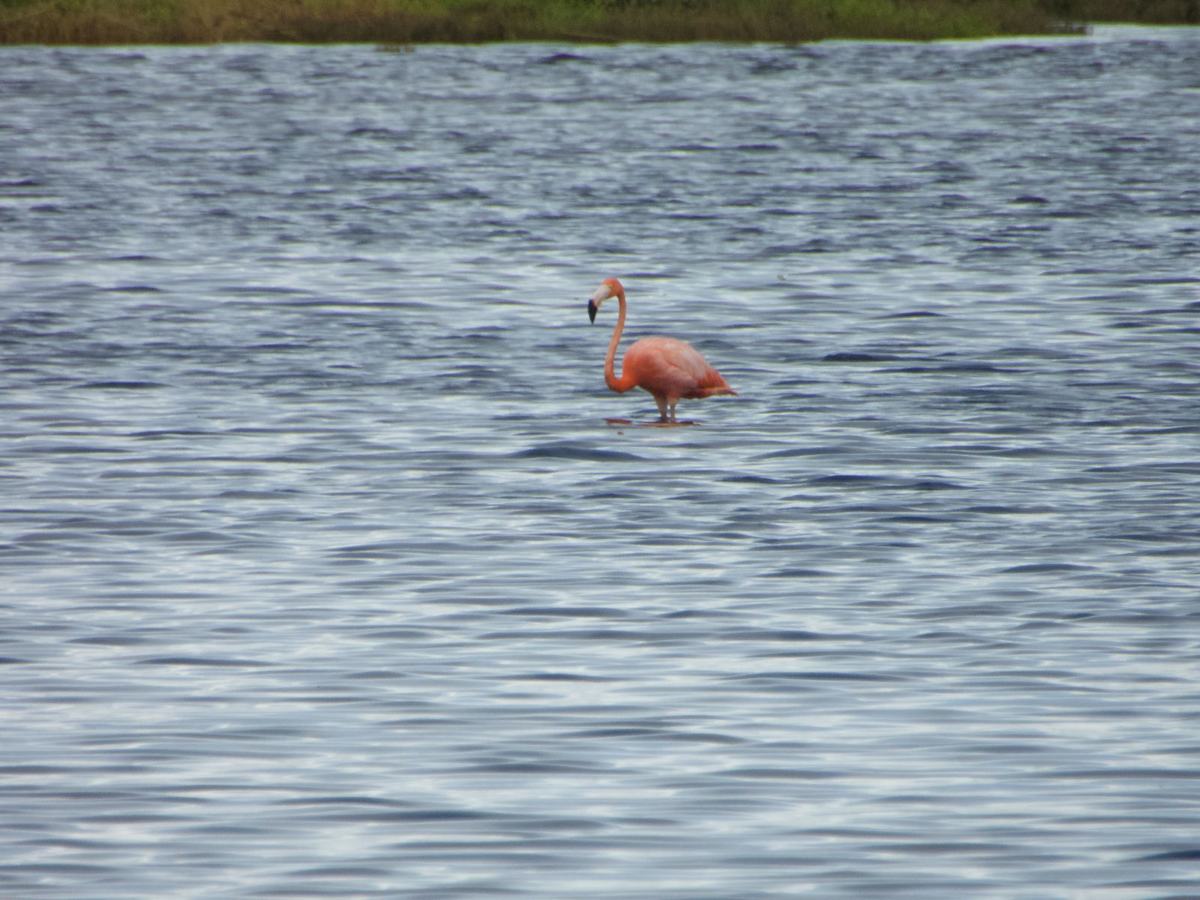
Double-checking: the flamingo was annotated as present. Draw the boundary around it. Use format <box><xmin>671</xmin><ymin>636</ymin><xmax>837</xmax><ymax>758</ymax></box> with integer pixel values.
<box><xmin>587</xmin><ymin>277</ymin><xmax>737</xmax><ymax>423</ymax></box>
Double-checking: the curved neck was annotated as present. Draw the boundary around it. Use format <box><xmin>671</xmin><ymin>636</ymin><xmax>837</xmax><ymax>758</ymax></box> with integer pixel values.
<box><xmin>604</xmin><ymin>287</ymin><xmax>635</xmax><ymax>393</ymax></box>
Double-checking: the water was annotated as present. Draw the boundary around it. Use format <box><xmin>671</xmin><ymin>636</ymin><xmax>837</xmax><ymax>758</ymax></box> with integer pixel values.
<box><xmin>2</xmin><ymin>27</ymin><xmax>1200</xmax><ymax>899</ymax></box>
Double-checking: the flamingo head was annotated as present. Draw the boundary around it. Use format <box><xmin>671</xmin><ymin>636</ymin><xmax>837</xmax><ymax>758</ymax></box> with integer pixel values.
<box><xmin>588</xmin><ymin>277</ymin><xmax>623</xmax><ymax>324</ymax></box>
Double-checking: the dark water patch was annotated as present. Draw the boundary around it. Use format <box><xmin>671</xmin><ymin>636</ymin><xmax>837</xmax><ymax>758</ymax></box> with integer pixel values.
<box><xmin>1138</xmin><ymin>849</ymin><xmax>1200</xmax><ymax>861</ymax></box>
<box><xmin>565</xmin><ymin>726</ymin><xmax>668</xmax><ymax>739</ymax></box>
<box><xmin>68</xmin><ymin>634</ymin><xmax>152</xmax><ymax>646</ymax></box>
<box><xmin>764</xmin><ymin>567</ymin><xmax>836</xmax><ymax>578</ymax></box>
<box><xmin>896</xmin><ymin>361</ymin><xmax>1010</xmax><ymax>374</ymax></box>
<box><xmin>461</xmin><ymin>761</ymin><xmax>599</xmax><ymax>774</ymax></box>
<box><xmin>498</xmin><ymin>606</ymin><xmax>630</xmax><ymax>619</ymax></box>
<box><xmin>821</xmin><ymin>351</ymin><xmax>903</xmax><ymax>363</ymax></box>
<box><xmin>719</xmin><ymin>767</ymin><xmax>842</xmax><ymax>780</ymax></box>
<box><xmin>727</xmin><ymin>670</ymin><xmax>904</xmax><ymax>683</ymax></box>
<box><xmin>327</xmin><ymin>808</ymin><xmax>514</xmax><ymax>824</ymax></box>
<box><xmin>102</xmin><ymin>284</ymin><xmax>163</xmax><ymax>293</ymax></box>
<box><xmin>1110</xmin><ymin>529</ymin><xmax>1200</xmax><ymax>544</ymax></box>
<box><xmin>11</xmin><ymin>442</ymin><xmax>126</xmax><ymax>456</ymax></box>
<box><xmin>809</xmin><ymin>474</ymin><xmax>894</xmax><ymax>487</ymax></box>
<box><xmin>997</xmin><ymin>561</ymin><xmax>1093</xmax><ymax>574</ymax></box>
<box><xmin>722</xmin><ymin>628</ymin><xmax>829</xmax><ymax>642</ymax></box>
<box><xmin>276</xmin><ymin>795</ymin><xmax>413</xmax><ymax>809</ymax></box>
<box><xmin>881</xmin><ymin>513</ymin><xmax>956</xmax><ymax>524</ymax></box>
<box><xmin>479</xmin><ymin>628</ymin><xmax>656</xmax><ymax>643</ymax></box>
<box><xmin>158</xmin><ymin>529</ymin><xmax>243</xmax><ymax>544</ymax></box>
<box><xmin>1037</xmin><ymin>768</ymin><xmax>1200</xmax><ymax>781</ymax></box>
<box><xmin>328</xmin><ymin>542</ymin><xmax>413</xmax><ymax>559</ymax></box>
<box><xmin>879</xmin><ymin>310</ymin><xmax>946</xmax><ymax>319</ymax></box>
<box><xmin>511</xmin><ymin>442</ymin><xmax>645</xmax><ymax>462</ymax></box>
<box><xmin>287</xmin><ymin>865</ymin><xmax>395</xmax><ymax>878</ymax></box>
<box><xmin>77</xmin><ymin>380</ymin><xmax>166</xmax><ymax>389</ymax></box>
<box><xmin>904</xmin><ymin>479</ymin><xmax>966</xmax><ymax>491</ymax></box>
<box><xmin>537</xmin><ymin>52</ymin><xmax>590</xmax><ymax>65</ymax></box>
<box><xmin>754</xmin><ymin>444</ymin><xmax>859</xmax><ymax>460</ymax></box>
<box><xmin>134</xmin><ymin>656</ymin><xmax>272</xmax><ymax>667</ymax></box>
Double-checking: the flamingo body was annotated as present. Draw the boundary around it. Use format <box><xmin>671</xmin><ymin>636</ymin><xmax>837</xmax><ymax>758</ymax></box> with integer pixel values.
<box><xmin>588</xmin><ymin>278</ymin><xmax>736</xmax><ymax>422</ymax></box>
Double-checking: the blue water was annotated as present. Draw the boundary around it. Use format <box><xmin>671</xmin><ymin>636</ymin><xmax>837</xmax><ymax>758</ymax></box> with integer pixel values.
<box><xmin>2</xmin><ymin>27</ymin><xmax>1199</xmax><ymax>899</ymax></box>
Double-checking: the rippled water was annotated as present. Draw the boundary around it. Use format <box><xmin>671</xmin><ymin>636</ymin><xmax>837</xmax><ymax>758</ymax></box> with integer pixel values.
<box><xmin>2</xmin><ymin>27</ymin><xmax>1200</xmax><ymax>899</ymax></box>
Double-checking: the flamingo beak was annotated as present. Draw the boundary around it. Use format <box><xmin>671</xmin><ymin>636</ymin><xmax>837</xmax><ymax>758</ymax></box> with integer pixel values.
<box><xmin>587</xmin><ymin>284</ymin><xmax>611</xmax><ymax>324</ymax></box>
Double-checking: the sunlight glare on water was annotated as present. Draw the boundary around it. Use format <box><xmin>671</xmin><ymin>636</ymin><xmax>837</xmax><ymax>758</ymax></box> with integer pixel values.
<box><xmin>1</xmin><ymin>26</ymin><xmax>1199</xmax><ymax>900</ymax></box>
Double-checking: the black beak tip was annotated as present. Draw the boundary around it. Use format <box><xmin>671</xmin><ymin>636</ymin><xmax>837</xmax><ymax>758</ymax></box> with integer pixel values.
<box><xmin>587</xmin><ymin>299</ymin><xmax>597</xmax><ymax>324</ymax></box>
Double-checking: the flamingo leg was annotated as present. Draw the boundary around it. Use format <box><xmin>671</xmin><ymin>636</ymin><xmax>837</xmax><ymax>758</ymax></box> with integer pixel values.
<box><xmin>652</xmin><ymin>395</ymin><xmax>669</xmax><ymax>422</ymax></box>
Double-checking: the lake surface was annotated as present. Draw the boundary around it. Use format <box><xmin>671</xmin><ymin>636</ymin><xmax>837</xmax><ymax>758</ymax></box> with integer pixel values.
<box><xmin>2</xmin><ymin>26</ymin><xmax>1199</xmax><ymax>899</ymax></box>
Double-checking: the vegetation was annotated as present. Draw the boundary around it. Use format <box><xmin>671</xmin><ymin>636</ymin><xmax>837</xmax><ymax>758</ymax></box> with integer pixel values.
<box><xmin>1047</xmin><ymin>0</ymin><xmax>1197</xmax><ymax>22</ymax></box>
<box><xmin>0</xmin><ymin>0</ymin><xmax>1194</xmax><ymax>45</ymax></box>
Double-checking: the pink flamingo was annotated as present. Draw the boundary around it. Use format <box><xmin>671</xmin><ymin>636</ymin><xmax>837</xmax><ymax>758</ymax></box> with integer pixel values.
<box><xmin>588</xmin><ymin>277</ymin><xmax>737</xmax><ymax>423</ymax></box>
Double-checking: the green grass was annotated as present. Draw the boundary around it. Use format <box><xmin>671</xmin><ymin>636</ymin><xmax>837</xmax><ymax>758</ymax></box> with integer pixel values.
<box><xmin>0</xmin><ymin>0</ymin><xmax>1192</xmax><ymax>45</ymax></box>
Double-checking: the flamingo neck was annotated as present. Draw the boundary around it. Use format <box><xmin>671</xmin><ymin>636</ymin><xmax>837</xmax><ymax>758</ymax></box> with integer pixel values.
<box><xmin>604</xmin><ymin>287</ymin><xmax>635</xmax><ymax>393</ymax></box>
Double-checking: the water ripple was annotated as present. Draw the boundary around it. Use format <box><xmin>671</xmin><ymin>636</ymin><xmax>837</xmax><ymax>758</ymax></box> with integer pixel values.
<box><xmin>1</xmin><ymin>28</ymin><xmax>1199</xmax><ymax>900</ymax></box>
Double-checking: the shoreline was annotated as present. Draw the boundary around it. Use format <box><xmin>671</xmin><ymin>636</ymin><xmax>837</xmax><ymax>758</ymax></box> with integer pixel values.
<box><xmin>0</xmin><ymin>0</ymin><xmax>1196</xmax><ymax>46</ymax></box>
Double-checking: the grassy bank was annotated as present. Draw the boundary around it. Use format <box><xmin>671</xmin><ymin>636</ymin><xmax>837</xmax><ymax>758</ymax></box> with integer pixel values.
<box><xmin>0</xmin><ymin>0</ymin><xmax>1194</xmax><ymax>45</ymax></box>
